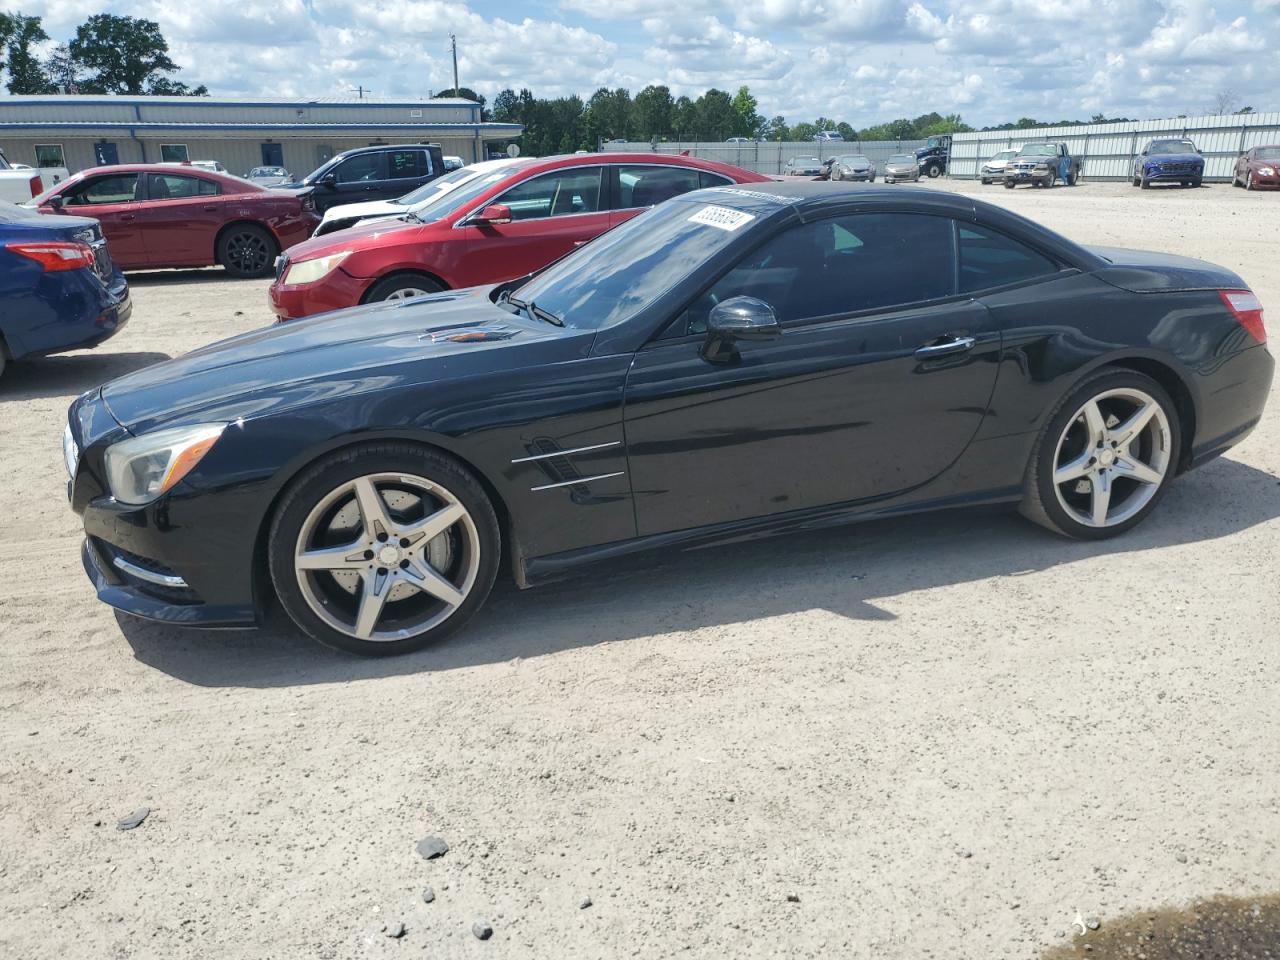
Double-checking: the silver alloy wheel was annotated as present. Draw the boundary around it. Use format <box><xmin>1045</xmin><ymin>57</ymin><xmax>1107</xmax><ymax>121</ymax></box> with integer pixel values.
<box><xmin>385</xmin><ymin>287</ymin><xmax>431</xmax><ymax>300</ymax></box>
<box><xmin>1051</xmin><ymin>387</ymin><xmax>1172</xmax><ymax>528</ymax></box>
<box><xmin>293</xmin><ymin>472</ymin><xmax>480</xmax><ymax>641</ymax></box>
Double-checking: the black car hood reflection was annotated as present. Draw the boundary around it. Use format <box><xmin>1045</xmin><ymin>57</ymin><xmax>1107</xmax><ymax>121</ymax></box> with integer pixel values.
<box><xmin>101</xmin><ymin>287</ymin><xmax>560</xmax><ymax>433</ymax></box>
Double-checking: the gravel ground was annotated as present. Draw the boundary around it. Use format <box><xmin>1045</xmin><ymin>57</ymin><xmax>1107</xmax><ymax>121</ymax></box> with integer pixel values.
<box><xmin>1</xmin><ymin>180</ymin><xmax>1278</xmax><ymax>959</ymax></box>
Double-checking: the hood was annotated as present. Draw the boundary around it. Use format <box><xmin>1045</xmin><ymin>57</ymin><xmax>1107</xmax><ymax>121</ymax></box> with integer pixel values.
<box><xmin>283</xmin><ymin>215</ymin><xmax>422</xmax><ymax>262</ymax></box>
<box><xmin>100</xmin><ymin>287</ymin><xmax>564</xmax><ymax>433</ymax></box>
<box><xmin>320</xmin><ymin>197</ymin><xmax>404</xmax><ymax>222</ymax></box>
<box><xmin>1145</xmin><ymin>152</ymin><xmax>1202</xmax><ymax>164</ymax></box>
<box><xmin>885</xmin><ymin>160</ymin><xmax>915</xmax><ymax>169</ymax></box>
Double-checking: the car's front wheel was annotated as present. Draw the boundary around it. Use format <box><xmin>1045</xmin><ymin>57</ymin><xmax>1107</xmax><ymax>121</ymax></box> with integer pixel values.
<box><xmin>1021</xmin><ymin>370</ymin><xmax>1180</xmax><ymax>540</ymax></box>
<box><xmin>365</xmin><ymin>273</ymin><xmax>446</xmax><ymax>303</ymax></box>
<box><xmin>268</xmin><ymin>443</ymin><xmax>500</xmax><ymax>656</ymax></box>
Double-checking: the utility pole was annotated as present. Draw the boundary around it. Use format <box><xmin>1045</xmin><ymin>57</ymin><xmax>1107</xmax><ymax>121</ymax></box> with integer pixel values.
<box><xmin>450</xmin><ymin>34</ymin><xmax>459</xmax><ymax>93</ymax></box>
<box><xmin>349</xmin><ymin>85</ymin><xmax>369</xmax><ymax>99</ymax></box>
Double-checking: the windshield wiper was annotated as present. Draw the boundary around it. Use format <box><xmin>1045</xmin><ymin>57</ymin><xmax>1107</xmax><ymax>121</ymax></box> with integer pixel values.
<box><xmin>504</xmin><ymin>293</ymin><xmax>563</xmax><ymax>327</ymax></box>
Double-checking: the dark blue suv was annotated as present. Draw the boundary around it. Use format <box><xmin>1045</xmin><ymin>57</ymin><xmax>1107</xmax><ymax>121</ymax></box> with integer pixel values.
<box><xmin>1</xmin><ymin>204</ymin><xmax>130</xmax><ymax>381</ymax></box>
<box><xmin>1133</xmin><ymin>138</ymin><xmax>1205</xmax><ymax>189</ymax></box>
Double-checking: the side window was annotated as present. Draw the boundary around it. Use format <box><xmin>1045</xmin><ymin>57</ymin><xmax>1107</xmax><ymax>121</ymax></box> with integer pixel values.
<box><xmin>678</xmin><ymin>213</ymin><xmax>955</xmax><ymax>335</ymax></box>
<box><xmin>335</xmin><ymin>153</ymin><xmax>384</xmax><ymax>183</ymax></box>
<box><xmin>614</xmin><ymin>165</ymin><xmax>703</xmax><ymax>209</ymax></box>
<box><xmin>496</xmin><ymin>168</ymin><xmax>603</xmax><ymax>220</ymax></box>
<box><xmin>65</xmin><ymin>173</ymin><xmax>139</xmax><ymax>205</ymax></box>
<box><xmin>700</xmin><ymin>171</ymin><xmax>732</xmax><ymax>189</ymax></box>
<box><xmin>148</xmin><ymin>174</ymin><xmax>220</xmax><ymax>200</ymax></box>
<box><xmin>388</xmin><ymin>150</ymin><xmax>427</xmax><ymax>180</ymax></box>
<box><xmin>958</xmin><ymin>223</ymin><xmax>1058</xmax><ymax>293</ymax></box>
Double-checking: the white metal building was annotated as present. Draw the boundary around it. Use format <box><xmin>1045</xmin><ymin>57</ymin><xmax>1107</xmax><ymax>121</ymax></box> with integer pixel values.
<box><xmin>0</xmin><ymin>95</ymin><xmax>522</xmax><ymax>178</ymax></box>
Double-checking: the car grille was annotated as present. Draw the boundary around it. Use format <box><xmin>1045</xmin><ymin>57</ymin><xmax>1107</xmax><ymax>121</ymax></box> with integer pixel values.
<box><xmin>1158</xmin><ymin>161</ymin><xmax>1197</xmax><ymax>174</ymax></box>
<box><xmin>93</xmin><ymin>538</ymin><xmax>201</xmax><ymax>605</ymax></box>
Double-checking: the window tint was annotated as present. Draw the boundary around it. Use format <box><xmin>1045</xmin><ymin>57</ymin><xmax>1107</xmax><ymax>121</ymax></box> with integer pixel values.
<box><xmin>497</xmin><ymin>168</ymin><xmax>603</xmax><ymax>220</ymax></box>
<box><xmin>388</xmin><ymin>150</ymin><xmax>427</xmax><ymax>179</ymax></box>
<box><xmin>335</xmin><ymin>153</ymin><xmax>383</xmax><ymax>183</ymax></box>
<box><xmin>680</xmin><ymin>213</ymin><xmax>955</xmax><ymax>333</ymax></box>
<box><xmin>958</xmin><ymin>223</ymin><xmax>1057</xmax><ymax>293</ymax></box>
<box><xmin>160</xmin><ymin>144</ymin><xmax>188</xmax><ymax>162</ymax></box>
<box><xmin>615</xmin><ymin>165</ymin><xmax>702</xmax><ymax>208</ymax></box>
<box><xmin>65</xmin><ymin>173</ymin><xmax>138</xmax><ymax>205</ymax></box>
<box><xmin>148</xmin><ymin>174</ymin><xmax>220</xmax><ymax>200</ymax></box>
<box><xmin>700</xmin><ymin>171</ymin><xmax>732</xmax><ymax>189</ymax></box>
<box><xmin>34</xmin><ymin>144</ymin><xmax>65</xmax><ymax>167</ymax></box>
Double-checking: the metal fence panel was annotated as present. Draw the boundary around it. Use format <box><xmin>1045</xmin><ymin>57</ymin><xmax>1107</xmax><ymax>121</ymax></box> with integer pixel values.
<box><xmin>601</xmin><ymin>139</ymin><xmax>927</xmax><ymax>176</ymax></box>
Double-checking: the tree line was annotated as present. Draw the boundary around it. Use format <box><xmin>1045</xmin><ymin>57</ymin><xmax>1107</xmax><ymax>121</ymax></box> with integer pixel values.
<box><xmin>0</xmin><ymin>11</ymin><xmax>205</xmax><ymax>95</ymax></box>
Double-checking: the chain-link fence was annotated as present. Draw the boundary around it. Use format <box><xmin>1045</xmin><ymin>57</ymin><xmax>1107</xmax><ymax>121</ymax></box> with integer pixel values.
<box><xmin>950</xmin><ymin>112</ymin><xmax>1280</xmax><ymax>182</ymax></box>
<box><xmin>600</xmin><ymin>139</ymin><xmax>928</xmax><ymax>176</ymax></box>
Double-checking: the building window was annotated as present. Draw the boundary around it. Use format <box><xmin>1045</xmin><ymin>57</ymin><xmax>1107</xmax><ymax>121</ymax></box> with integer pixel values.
<box><xmin>34</xmin><ymin>144</ymin><xmax>65</xmax><ymax>167</ymax></box>
<box><xmin>160</xmin><ymin>144</ymin><xmax>189</xmax><ymax>163</ymax></box>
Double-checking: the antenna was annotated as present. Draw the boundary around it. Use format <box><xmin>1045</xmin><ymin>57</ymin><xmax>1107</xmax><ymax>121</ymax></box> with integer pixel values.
<box><xmin>349</xmin><ymin>85</ymin><xmax>371</xmax><ymax>100</ymax></box>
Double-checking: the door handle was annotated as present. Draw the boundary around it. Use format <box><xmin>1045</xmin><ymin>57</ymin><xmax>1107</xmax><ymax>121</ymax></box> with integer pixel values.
<box><xmin>119</xmin><ymin>214</ymin><xmax>136</xmax><ymax>221</ymax></box>
<box><xmin>914</xmin><ymin>335</ymin><xmax>976</xmax><ymax>358</ymax></box>
<box><xmin>202</xmin><ymin>204</ymin><xmax>217</xmax><ymax>212</ymax></box>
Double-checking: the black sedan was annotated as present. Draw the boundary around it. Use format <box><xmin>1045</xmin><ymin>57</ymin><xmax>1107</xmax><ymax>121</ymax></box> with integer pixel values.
<box><xmin>67</xmin><ymin>184</ymin><xmax>1273</xmax><ymax>656</ymax></box>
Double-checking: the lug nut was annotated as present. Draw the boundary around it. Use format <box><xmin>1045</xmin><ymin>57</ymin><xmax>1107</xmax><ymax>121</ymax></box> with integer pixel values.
<box><xmin>377</xmin><ymin>532</ymin><xmax>388</xmax><ymax>542</ymax></box>
<box><xmin>400</xmin><ymin>538</ymin><xmax>411</xmax><ymax>548</ymax></box>
<box><xmin>363</xmin><ymin>550</ymin><xmax>374</xmax><ymax>560</ymax></box>
<box><xmin>399</xmin><ymin>559</ymin><xmax>410</xmax><ymax>569</ymax></box>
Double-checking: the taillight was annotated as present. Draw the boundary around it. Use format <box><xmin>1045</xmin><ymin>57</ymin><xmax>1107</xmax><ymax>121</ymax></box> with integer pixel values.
<box><xmin>28</xmin><ymin>174</ymin><xmax>44</xmax><ymax>197</ymax></box>
<box><xmin>1219</xmin><ymin>289</ymin><xmax>1266</xmax><ymax>344</ymax></box>
<box><xmin>5</xmin><ymin>241</ymin><xmax>96</xmax><ymax>272</ymax></box>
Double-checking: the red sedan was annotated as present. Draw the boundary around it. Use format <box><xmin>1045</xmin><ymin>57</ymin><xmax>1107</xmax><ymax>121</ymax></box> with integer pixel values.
<box><xmin>268</xmin><ymin>153</ymin><xmax>770</xmax><ymax>320</ymax></box>
<box><xmin>29</xmin><ymin>164</ymin><xmax>319</xmax><ymax>278</ymax></box>
<box><xmin>1233</xmin><ymin>145</ymin><xmax>1280</xmax><ymax>191</ymax></box>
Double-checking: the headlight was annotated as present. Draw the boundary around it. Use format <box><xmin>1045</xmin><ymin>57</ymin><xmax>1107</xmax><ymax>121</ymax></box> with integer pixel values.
<box><xmin>282</xmin><ymin>251</ymin><xmax>351</xmax><ymax>285</ymax></box>
<box><xmin>1260</xmin><ymin>167</ymin><xmax>1275</xmax><ymax>176</ymax></box>
<box><xmin>63</xmin><ymin>423</ymin><xmax>79</xmax><ymax>479</ymax></box>
<box><xmin>104</xmin><ymin>423</ymin><xmax>226</xmax><ymax>506</ymax></box>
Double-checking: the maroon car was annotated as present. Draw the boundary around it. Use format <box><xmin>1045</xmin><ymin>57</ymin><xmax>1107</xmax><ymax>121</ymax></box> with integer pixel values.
<box><xmin>1233</xmin><ymin>146</ymin><xmax>1280</xmax><ymax>191</ymax></box>
<box><xmin>27</xmin><ymin>164</ymin><xmax>319</xmax><ymax>277</ymax></box>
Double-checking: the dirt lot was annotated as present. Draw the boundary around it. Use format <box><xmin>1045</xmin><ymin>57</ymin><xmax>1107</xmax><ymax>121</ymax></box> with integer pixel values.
<box><xmin>2</xmin><ymin>180</ymin><xmax>1278</xmax><ymax>959</ymax></box>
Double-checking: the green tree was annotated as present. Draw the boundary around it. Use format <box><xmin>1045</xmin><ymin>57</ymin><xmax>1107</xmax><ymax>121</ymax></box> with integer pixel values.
<box><xmin>672</xmin><ymin>95</ymin><xmax>695</xmax><ymax>139</ymax></box>
<box><xmin>790</xmin><ymin>121</ymin><xmax>818</xmax><ymax>141</ymax></box>
<box><xmin>69</xmin><ymin>14</ymin><xmax>202</xmax><ymax>95</ymax></box>
<box><xmin>43</xmin><ymin>43</ymin><xmax>82</xmax><ymax>92</ymax></box>
<box><xmin>692</xmin><ymin>88</ymin><xmax>736</xmax><ymax>140</ymax></box>
<box><xmin>633</xmin><ymin>84</ymin><xmax>674</xmax><ymax>140</ymax></box>
<box><xmin>491</xmin><ymin>88</ymin><xmax>520</xmax><ymax>123</ymax></box>
<box><xmin>584</xmin><ymin>86</ymin><xmax>633</xmax><ymax>145</ymax></box>
<box><xmin>759</xmin><ymin>115</ymin><xmax>788</xmax><ymax>141</ymax></box>
<box><xmin>730</xmin><ymin>85</ymin><xmax>761</xmax><ymax>138</ymax></box>
<box><xmin>835</xmin><ymin>121</ymin><xmax>856</xmax><ymax>140</ymax></box>
<box><xmin>3</xmin><ymin>11</ymin><xmax>50</xmax><ymax>93</ymax></box>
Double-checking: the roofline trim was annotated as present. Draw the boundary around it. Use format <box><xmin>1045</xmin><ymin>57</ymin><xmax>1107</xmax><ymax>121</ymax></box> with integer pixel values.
<box><xmin>0</xmin><ymin>121</ymin><xmax>522</xmax><ymax>134</ymax></box>
<box><xmin>0</xmin><ymin>96</ymin><xmax>481</xmax><ymax>110</ymax></box>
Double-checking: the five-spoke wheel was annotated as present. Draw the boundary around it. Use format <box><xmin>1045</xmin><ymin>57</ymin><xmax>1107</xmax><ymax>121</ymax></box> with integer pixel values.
<box><xmin>269</xmin><ymin>445</ymin><xmax>499</xmax><ymax>655</ymax></box>
<box><xmin>1023</xmin><ymin>370</ymin><xmax>1180</xmax><ymax>539</ymax></box>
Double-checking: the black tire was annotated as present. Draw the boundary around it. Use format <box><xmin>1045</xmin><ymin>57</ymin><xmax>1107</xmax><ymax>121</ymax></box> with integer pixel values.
<box><xmin>1132</xmin><ymin>172</ymin><xmax>1141</xmax><ymax>187</ymax></box>
<box><xmin>981</xmin><ymin>178</ymin><xmax>990</xmax><ymax>185</ymax></box>
<box><xmin>925</xmin><ymin>162</ymin><xmax>942</xmax><ymax>178</ymax></box>
<box><xmin>1191</xmin><ymin>178</ymin><xmax>1202</xmax><ymax>188</ymax></box>
<box><xmin>1020</xmin><ymin>369</ymin><xmax>1181</xmax><ymax>541</ymax></box>
<box><xmin>1004</xmin><ymin>179</ymin><xmax>1015</xmax><ymax>189</ymax></box>
<box><xmin>1067</xmin><ymin>167</ymin><xmax>1079</xmax><ymax>186</ymax></box>
<box><xmin>1140</xmin><ymin>175</ymin><xmax>1151</xmax><ymax>189</ymax></box>
<box><xmin>1246</xmin><ymin>171</ymin><xmax>1255</xmax><ymax>190</ymax></box>
<box><xmin>217</xmin><ymin>224</ymin><xmax>278</xmax><ymax>279</ymax></box>
<box><xmin>364</xmin><ymin>273</ymin><xmax>446</xmax><ymax>303</ymax></box>
<box><xmin>268</xmin><ymin>443</ymin><xmax>501</xmax><ymax>656</ymax></box>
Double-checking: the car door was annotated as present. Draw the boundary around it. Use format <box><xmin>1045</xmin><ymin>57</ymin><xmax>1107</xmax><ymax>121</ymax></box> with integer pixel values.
<box><xmin>50</xmin><ymin>171</ymin><xmax>146</xmax><ymax>267</ymax></box>
<box><xmin>381</xmin><ymin>148</ymin><xmax>432</xmax><ymax>201</ymax></box>
<box><xmin>607</xmin><ymin>164</ymin><xmax>731</xmax><ymax>228</ymax></box>
<box><xmin>622</xmin><ymin>211</ymin><xmax>1003</xmax><ymax>537</ymax></box>
<box><xmin>452</xmin><ymin>166</ymin><xmax>611</xmax><ymax>286</ymax></box>
<box><xmin>133</xmin><ymin>173</ymin><xmax>225</xmax><ymax>266</ymax></box>
<box><xmin>315</xmin><ymin>152</ymin><xmax>387</xmax><ymax>212</ymax></box>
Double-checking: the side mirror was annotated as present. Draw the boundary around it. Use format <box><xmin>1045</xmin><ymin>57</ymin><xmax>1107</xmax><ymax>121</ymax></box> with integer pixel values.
<box><xmin>702</xmin><ymin>296</ymin><xmax>781</xmax><ymax>362</ymax></box>
<box><xmin>470</xmin><ymin>203</ymin><xmax>512</xmax><ymax>226</ymax></box>
<box><xmin>47</xmin><ymin>195</ymin><xmax>64</xmax><ymax>211</ymax></box>
<box><xmin>318</xmin><ymin>172</ymin><xmax>337</xmax><ymax>188</ymax></box>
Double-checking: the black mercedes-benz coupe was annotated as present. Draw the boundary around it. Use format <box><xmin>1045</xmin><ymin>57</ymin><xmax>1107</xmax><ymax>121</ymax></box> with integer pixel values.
<box><xmin>67</xmin><ymin>183</ymin><xmax>1273</xmax><ymax>655</ymax></box>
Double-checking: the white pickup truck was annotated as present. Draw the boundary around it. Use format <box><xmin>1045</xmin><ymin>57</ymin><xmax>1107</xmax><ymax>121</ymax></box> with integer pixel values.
<box><xmin>0</xmin><ymin>149</ymin><xmax>71</xmax><ymax>204</ymax></box>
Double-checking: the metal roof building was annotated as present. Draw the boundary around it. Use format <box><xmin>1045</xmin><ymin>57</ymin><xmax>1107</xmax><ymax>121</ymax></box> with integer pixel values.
<box><xmin>0</xmin><ymin>94</ymin><xmax>522</xmax><ymax>177</ymax></box>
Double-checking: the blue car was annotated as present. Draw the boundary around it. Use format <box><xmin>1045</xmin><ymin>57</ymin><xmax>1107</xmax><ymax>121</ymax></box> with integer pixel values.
<box><xmin>1133</xmin><ymin>138</ymin><xmax>1205</xmax><ymax>189</ymax></box>
<box><xmin>0</xmin><ymin>203</ymin><xmax>130</xmax><ymax>380</ymax></box>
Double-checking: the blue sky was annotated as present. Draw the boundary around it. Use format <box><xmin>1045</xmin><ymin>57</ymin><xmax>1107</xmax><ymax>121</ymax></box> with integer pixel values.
<box><xmin>18</xmin><ymin>0</ymin><xmax>1280</xmax><ymax>127</ymax></box>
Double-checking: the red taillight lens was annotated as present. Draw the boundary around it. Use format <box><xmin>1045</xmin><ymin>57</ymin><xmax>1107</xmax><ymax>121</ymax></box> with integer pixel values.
<box><xmin>1220</xmin><ymin>289</ymin><xmax>1266</xmax><ymax>344</ymax></box>
<box><xmin>29</xmin><ymin>174</ymin><xmax>44</xmax><ymax>197</ymax></box>
<box><xmin>5</xmin><ymin>241</ymin><xmax>96</xmax><ymax>272</ymax></box>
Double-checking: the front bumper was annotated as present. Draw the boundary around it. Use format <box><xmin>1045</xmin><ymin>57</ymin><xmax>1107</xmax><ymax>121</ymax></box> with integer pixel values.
<box><xmin>1245</xmin><ymin>170</ymin><xmax>1280</xmax><ymax>188</ymax></box>
<box><xmin>268</xmin><ymin>267</ymin><xmax>370</xmax><ymax>321</ymax></box>
<box><xmin>1142</xmin><ymin>168</ymin><xmax>1203</xmax><ymax>182</ymax></box>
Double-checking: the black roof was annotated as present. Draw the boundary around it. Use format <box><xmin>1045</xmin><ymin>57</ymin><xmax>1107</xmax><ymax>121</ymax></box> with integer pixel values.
<box><xmin>698</xmin><ymin>180</ymin><xmax>980</xmax><ymax>217</ymax></box>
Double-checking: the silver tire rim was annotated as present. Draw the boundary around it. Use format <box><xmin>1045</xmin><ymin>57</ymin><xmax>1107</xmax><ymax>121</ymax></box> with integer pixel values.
<box><xmin>1051</xmin><ymin>387</ymin><xmax>1172</xmax><ymax>529</ymax></box>
<box><xmin>385</xmin><ymin>287</ymin><xmax>431</xmax><ymax>301</ymax></box>
<box><xmin>294</xmin><ymin>472</ymin><xmax>480</xmax><ymax>641</ymax></box>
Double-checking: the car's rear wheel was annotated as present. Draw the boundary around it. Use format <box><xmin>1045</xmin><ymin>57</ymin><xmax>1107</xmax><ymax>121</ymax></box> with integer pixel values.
<box><xmin>218</xmin><ymin>224</ymin><xmax>278</xmax><ymax>279</ymax></box>
<box><xmin>365</xmin><ymin>273</ymin><xmax>445</xmax><ymax>303</ymax></box>
<box><xmin>1021</xmin><ymin>370</ymin><xmax>1180</xmax><ymax>540</ymax></box>
<box><xmin>268</xmin><ymin>443</ymin><xmax>500</xmax><ymax>656</ymax></box>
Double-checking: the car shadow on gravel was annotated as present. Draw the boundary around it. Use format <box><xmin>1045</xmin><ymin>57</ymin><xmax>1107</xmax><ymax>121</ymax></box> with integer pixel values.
<box><xmin>124</xmin><ymin>269</ymin><xmax>249</xmax><ymax>286</ymax></box>
<box><xmin>1</xmin><ymin>351</ymin><xmax>170</xmax><ymax>401</ymax></box>
<box><xmin>116</xmin><ymin>455</ymin><xmax>1280</xmax><ymax>688</ymax></box>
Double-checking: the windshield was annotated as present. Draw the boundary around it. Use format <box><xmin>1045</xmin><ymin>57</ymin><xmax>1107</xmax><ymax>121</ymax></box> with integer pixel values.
<box><xmin>511</xmin><ymin>197</ymin><xmax>752</xmax><ymax>331</ymax></box>
<box><xmin>791</xmin><ymin>157</ymin><xmax>819</xmax><ymax>165</ymax></box>
<box><xmin>26</xmin><ymin>172</ymin><xmax>83</xmax><ymax>206</ymax></box>
<box><xmin>1149</xmin><ymin>140</ymin><xmax>1198</xmax><ymax>155</ymax></box>
<box><xmin>1019</xmin><ymin>145</ymin><xmax>1056</xmax><ymax>157</ymax></box>
<box><xmin>250</xmin><ymin>167</ymin><xmax>285</xmax><ymax>177</ymax></box>
<box><xmin>0</xmin><ymin>152</ymin><xmax>9</xmax><ymax>171</ymax></box>
<box><xmin>991</xmin><ymin>150</ymin><xmax>1016</xmax><ymax>161</ymax></box>
<box><xmin>394</xmin><ymin>163</ymin><xmax>522</xmax><ymax>222</ymax></box>
<box><xmin>888</xmin><ymin>154</ymin><xmax>913</xmax><ymax>164</ymax></box>
<box><xmin>844</xmin><ymin>155</ymin><xmax>870</xmax><ymax>165</ymax></box>
<box><xmin>1256</xmin><ymin>147</ymin><xmax>1280</xmax><ymax>161</ymax></box>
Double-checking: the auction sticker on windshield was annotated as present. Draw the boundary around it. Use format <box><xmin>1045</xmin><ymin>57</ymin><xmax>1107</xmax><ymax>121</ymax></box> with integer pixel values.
<box><xmin>688</xmin><ymin>205</ymin><xmax>755</xmax><ymax>231</ymax></box>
